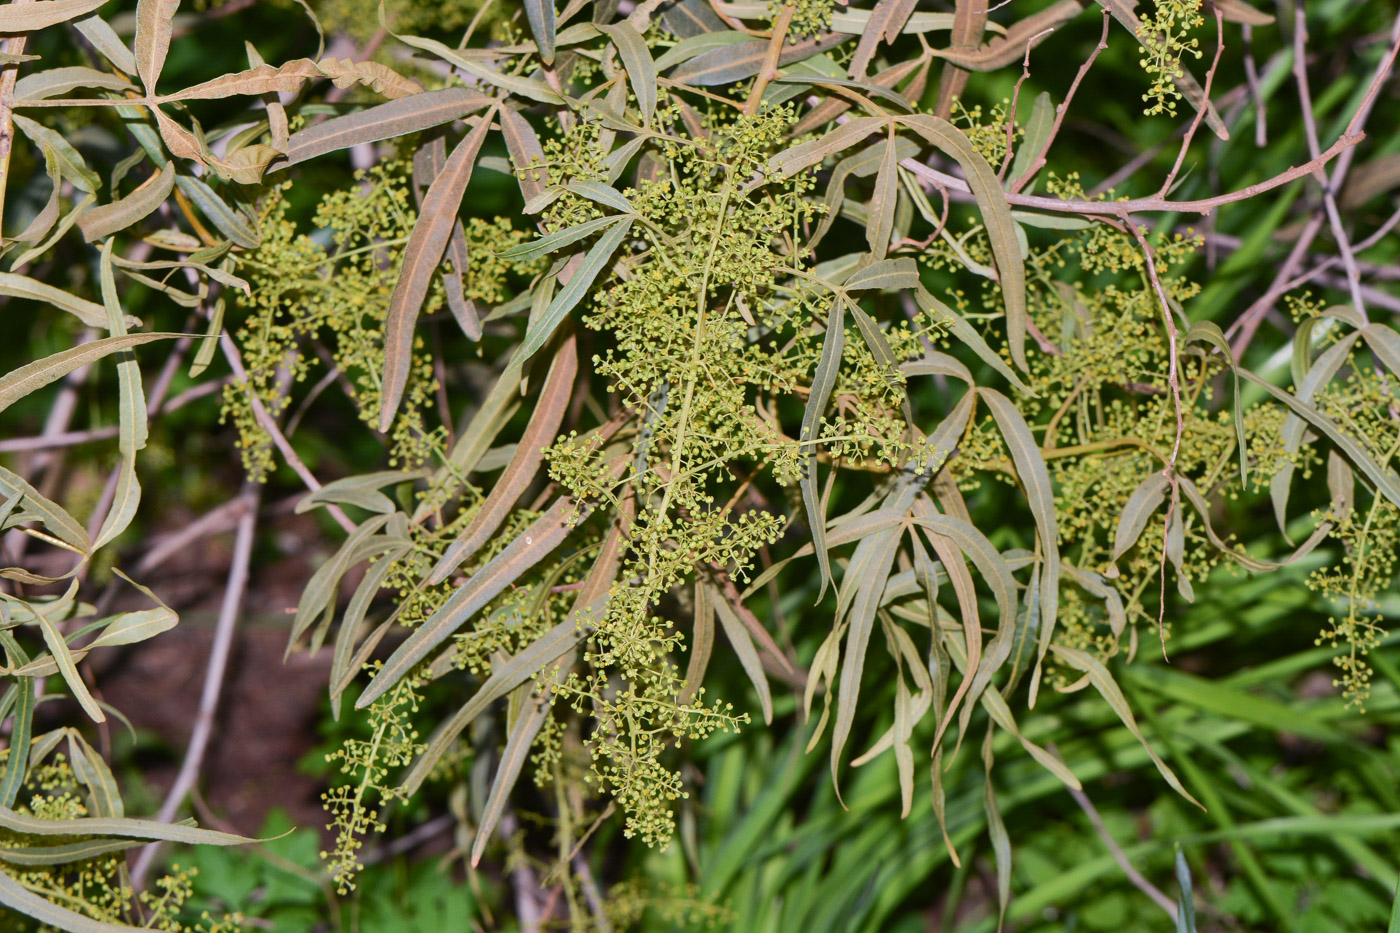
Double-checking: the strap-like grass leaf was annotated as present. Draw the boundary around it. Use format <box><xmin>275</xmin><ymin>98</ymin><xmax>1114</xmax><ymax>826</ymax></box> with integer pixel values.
<box><xmin>0</xmin><ymin>0</ymin><xmax>108</xmax><ymax>32</ymax></box>
<box><xmin>278</xmin><ymin>87</ymin><xmax>491</xmax><ymax>167</ymax></box>
<box><xmin>901</xmin><ymin>115</ymin><xmax>1028</xmax><ymax>370</ymax></box>
<box><xmin>380</xmin><ymin>110</ymin><xmax>495</xmax><ymax>432</ymax></box>
<box><xmin>801</xmin><ymin>298</ymin><xmax>844</xmax><ymax>601</ymax></box>
<box><xmin>516</xmin><ymin>215</ymin><xmax>633</xmax><ymax>366</ymax></box>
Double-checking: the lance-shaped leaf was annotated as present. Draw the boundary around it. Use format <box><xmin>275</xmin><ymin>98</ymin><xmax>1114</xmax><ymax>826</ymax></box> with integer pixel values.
<box><xmin>933</xmin><ymin>0</ymin><xmax>1086</xmax><ymax>71</ymax></box>
<box><xmin>400</xmin><ymin>517</ymin><xmax>627</xmax><ymax>794</ymax></box>
<box><xmin>830</xmin><ymin>522</ymin><xmax>903</xmax><ymax>792</ymax></box>
<box><xmin>77</xmin><ymin>162</ymin><xmax>174</xmax><ymax>242</ymax></box>
<box><xmin>979</xmin><ymin>388</ymin><xmax>1059</xmax><ymax>673</ymax></box>
<box><xmin>359</xmin><ymin>497</ymin><xmax>585</xmax><ymax>709</ymax></box>
<box><xmin>1049</xmin><ymin>644</ymin><xmax>1203</xmax><ymax>808</ymax></box>
<box><xmin>428</xmin><ymin>338</ymin><xmax>576</xmax><ymax>583</ymax></box>
<box><xmin>901</xmin><ymin>115</ymin><xmax>1028</xmax><ymax>370</ymax></box>
<box><xmin>393</xmin><ymin>32</ymin><xmax>565</xmax><ymax>103</ymax></box>
<box><xmin>498</xmin><ymin>215</ymin><xmax>619</xmax><ymax>263</ymax></box>
<box><xmin>0</xmin><ymin>637</ymin><xmax>34</xmax><ymax>808</ymax></box>
<box><xmin>1112</xmin><ymin>472</ymin><xmax>1171</xmax><ymax>560</ymax></box>
<box><xmin>679</xmin><ymin>581</ymin><xmax>715</xmax><ymax>706</ymax></box>
<box><xmin>868</xmin><ymin>130</ymin><xmax>898</xmax><ymax>258</ymax></box>
<box><xmin>524</xmin><ymin>0</ymin><xmax>556</xmax><ymax>63</ymax></box>
<box><xmin>278</xmin><ymin>87</ymin><xmax>492</xmax><ymax>167</ymax></box>
<box><xmin>1266</xmin><ymin>332</ymin><xmax>1362</xmax><ymax>529</ymax></box>
<box><xmin>12</xmin><ymin>114</ymin><xmax>100</xmax><ymax>192</ymax></box>
<box><xmin>14</xmin><ymin>66</ymin><xmax>134</xmax><ymax>100</ymax></box>
<box><xmin>915</xmin><ymin>286</ymin><xmax>1033</xmax><ymax>394</ymax></box>
<box><xmin>0</xmin><ymin>0</ymin><xmax>108</xmax><ymax>32</ymax></box>
<box><xmin>1008</xmin><ymin>91</ymin><xmax>1054</xmax><ymax>188</ymax></box>
<box><xmin>0</xmin><ymin>467</ymin><xmax>88</xmax><ymax>552</ymax></box>
<box><xmin>1185</xmin><ymin>320</ymin><xmax>1248</xmax><ymax>483</ymax></box>
<box><xmin>1245</xmin><ymin>368</ymin><xmax>1400</xmax><ymax>515</ymax></box>
<box><xmin>516</xmin><ymin>215</ymin><xmax>633</xmax><ymax>366</ymax></box>
<box><xmin>501</xmin><ymin>107</ymin><xmax>548</xmax><ymax>203</ymax></box>
<box><xmin>134</xmin><ymin>0</ymin><xmax>179</xmax><ymax>94</ymax></box>
<box><xmin>844</xmin><ymin>256</ymin><xmax>919</xmax><ymax>291</ymax></box>
<box><xmin>599</xmin><ymin>21</ymin><xmax>657</xmax><ymax>123</ymax></box>
<box><xmin>710</xmin><ymin>581</ymin><xmax>773</xmax><ymax>724</ymax></box>
<box><xmin>379</xmin><ymin>110</ymin><xmax>495</xmax><ymax>432</ymax></box>
<box><xmin>669</xmin><ymin>31</ymin><xmax>848</xmax><ymax>85</ymax></box>
<box><xmin>74</xmin><ymin>13</ymin><xmax>137</xmax><ymax>74</ymax></box>
<box><xmin>0</xmin><ymin>803</ymin><xmax>253</xmax><ymax>845</ymax></box>
<box><xmin>772</xmin><ymin>116</ymin><xmax>884</xmax><ymax>175</ymax></box>
<box><xmin>849</xmin><ymin>0</ymin><xmax>917</xmax><ymax>76</ymax></box>
<box><xmin>165</xmin><ymin>57</ymin><xmax>422</xmax><ymax>101</ymax></box>
<box><xmin>0</xmin><ymin>273</ymin><xmax>135</xmax><ymax>331</ymax></box>
<box><xmin>288</xmin><ymin>513</ymin><xmax>392</xmax><ymax>651</ymax></box>
<box><xmin>0</xmin><ymin>333</ymin><xmax>178</xmax><ymax>420</ymax></box>
<box><xmin>801</xmin><ymin>298</ymin><xmax>844</xmax><ymax>601</ymax></box>
<box><xmin>471</xmin><ymin>667</ymin><xmax>564</xmax><ymax>866</ymax></box>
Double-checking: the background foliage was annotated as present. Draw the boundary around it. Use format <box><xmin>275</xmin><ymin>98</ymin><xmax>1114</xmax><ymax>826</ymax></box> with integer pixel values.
<box><xmin>0</xmin><ymin>0</ymin><xmax>1399</xmax><ymax>930</ymax></box>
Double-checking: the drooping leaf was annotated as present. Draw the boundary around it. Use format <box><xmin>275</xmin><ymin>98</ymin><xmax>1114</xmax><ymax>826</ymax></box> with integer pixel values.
<box><xmin>379</xmin><ymin>110</ymin><xmax>495</xmax><ymax>432</ymax></box>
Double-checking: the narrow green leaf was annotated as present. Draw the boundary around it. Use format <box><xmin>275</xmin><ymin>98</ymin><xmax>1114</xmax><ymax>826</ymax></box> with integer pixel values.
<box><xmin>1049</xmin><ymin>644</ymin><xmax>1203</xmax><ymax>808</ymax></box>
<box><xmin>279</xmin><ymin>87</ymin><xmax>492</xmax><ymax>167</ymax></box>
<box><xmin>901</xmin><ymin>114</ymin><xmax>1028</xmax><ymax>371</ymax></box>
<box><xmin>710</xmin><ymin>581</ymin><xmax>773</xmax><ymax>724</ymax></box>
<box><xmin>801</xmin><ymin>298</ymin><xmax>844</xmax><ymax>601</ymax></box>
<box><xmin>0</xmin><ymin>0</ymin><xmax>108</xmax><ymax>32</ymax></box>
<box><xmin>670</xmin><ymin>32</ymin><xmax>847</xmax><ymax>85</ymax></box>
<box><xmin>78</xmin><ymin>161</ymin><xmax>174</xmax><ymax>242</ymax></box>
<box><xmin>428</xmin><ymin>338</ymin><xmax>576</xmax><ymax>583</ymax></box>
<box><xmin>359</xmin><ymin>497</ymin><xmax>586</xmax><ymax>709</ymax></box>
<box><xmin>498</xmin><ymin>215</ymin><xmax>619</xmax><ymax>262</ymax></box>
<box><xmin>516</xmin><ymin>215</ymin><xmax>633</xmax><ymax>366</ymax></box>
<box><xmin>844</xmin><ymin>257</ymin><xmax>918</xmax><ymax>291</ymax></box>
<box><xmin>380</xmin><ymin>110</ymin><xmax>495</xmax><ymax>432</ymax></box>
<box><xmin>599</xmin><ymin>21</ymin><xmax>657</xmax><ymax>123</ymax></box>
<box><xmin>133</xmin><ymin>0</ymin><xmax>179</xmax><ymax>94</ymax></box>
